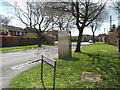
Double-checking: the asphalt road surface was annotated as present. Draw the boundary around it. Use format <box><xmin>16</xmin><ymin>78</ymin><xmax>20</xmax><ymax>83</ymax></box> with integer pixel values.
<box><xmin>1</xmin><ymin>42</ymin><xmax>90</xmax><ymax>89</ymax></box>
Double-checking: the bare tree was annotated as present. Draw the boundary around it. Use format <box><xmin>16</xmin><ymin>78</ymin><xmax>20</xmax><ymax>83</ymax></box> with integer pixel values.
<box><xmin>47</xmin><ymin>2</ymin><xmax>75</xmax><ymax>31</ymax></box>
<box><xmin>49</xmin><ymin>0</ymin><xmax>107</xmax><ymax>52</ymax></box>
<box><xmin>90</xmin><ymin>19</ymin><xmax>102</xmax><ymax>43</ymax></box>
<box><xmin>114</xmin><ymin>1</ymin><xmax>120</xmax><ymax>13</ymax></box>
<box><xmin>7</xmin><ymin>1</ymin><xmax>57</xmax><ymax>47</ymax></box>
<box><xmin>0</xmin><ymin>15</ymin><xmax>10</xmax><ymax>25</ymax></box>
<box><xmin>89</xmin><ymin>9</ymin><xmax>107</xmax><ymax>44</ymax></box>
<box><xmin>114</xmin><ymin>1</ymin><xmax>120</xmax><ymax>25</ymax></box>
<box><xmin>71</xmin><ymin>0</ymin><xmax>107</xmax><ymax>52</ymax></box>
<box><xmin>54</xmin><ymin>12</ymin><xmax>75</xmax><ymax>31</ymax></box>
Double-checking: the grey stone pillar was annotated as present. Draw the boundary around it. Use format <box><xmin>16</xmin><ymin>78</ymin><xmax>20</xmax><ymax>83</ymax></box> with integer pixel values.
<box><xmin>58</xmin><ymin>31</ymin><xmax>71</xmax><ymax>59</ymax></box>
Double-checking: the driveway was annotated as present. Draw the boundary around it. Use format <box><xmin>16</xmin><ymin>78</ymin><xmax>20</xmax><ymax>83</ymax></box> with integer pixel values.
<box><xmin>1</xmin><ymin>42</ymin><xmax>90</xmax><ymax>89</ymax></box>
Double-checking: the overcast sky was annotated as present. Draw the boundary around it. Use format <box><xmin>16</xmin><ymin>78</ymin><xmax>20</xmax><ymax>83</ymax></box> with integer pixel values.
<box><xmin>0</xmin><ymin>0</ymin><xmax>119</xmax><ymax>36</ymax></box>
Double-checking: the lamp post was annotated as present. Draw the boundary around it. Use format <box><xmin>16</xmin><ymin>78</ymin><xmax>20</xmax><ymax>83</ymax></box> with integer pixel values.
<box><xmin>110</xmin><ymin>15</ymin><xmax>112</xmax><ymax>31</ymax></box>
<box><xmin>118</xmin><ymin>12</ymin><xmax>120</xmax><ymax>25</ymax></box>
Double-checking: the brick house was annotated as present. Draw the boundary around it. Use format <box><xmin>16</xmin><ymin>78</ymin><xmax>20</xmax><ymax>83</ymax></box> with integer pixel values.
<box><xmin>82</xmin><ymin>34</ymin><xmax>93</xmax><ymax>42</ymax></box>
<box><xmin>97</xmin><ymin>34</ymin><xmax>108</xmax><ymax>42</ymax></box>
<box><xmin>2</xmin><ymin>25</ymin><xmax>27</xmax><ymax>36</ymax></box>
<box><xmin>106</xmin><ymin>25</ymin><xmax>120</xmax><ymax>46</ymax></box>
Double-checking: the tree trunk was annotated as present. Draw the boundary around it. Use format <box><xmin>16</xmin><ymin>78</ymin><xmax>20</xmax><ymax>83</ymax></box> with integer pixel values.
<box><xmin>37</xmin><ymin>32</ymin><xmax>44</xmax><ymax>47</ymax></box>
<box><xmin>91</xmin><ymin>26</ymin><xmax>95</xmax><ymax>44</ymax></box>
<box><xmin>75</xmin><ymin>27</ymin><xmax>84</xmax><ymax>52</ymax></box>
<box><xmin>93</xmin><ymin>32</ymin><xmax>95</xmax><ymax>44</ymax></box>
<box><xmin>38</xmin><ymin>37</ymin><xmax>42</xmax><ymax>47</ymax></box>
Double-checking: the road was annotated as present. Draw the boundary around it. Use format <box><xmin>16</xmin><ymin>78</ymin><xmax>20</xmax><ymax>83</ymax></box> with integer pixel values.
<box><xmin>0</xmin><ymin>42</ymin><xmax>90</xmax><ymax>89</ymax></box>
<box><xmin>72</xmin><ymin>42</ymin><xmax>91</xmax><ymax>51</ymax></box>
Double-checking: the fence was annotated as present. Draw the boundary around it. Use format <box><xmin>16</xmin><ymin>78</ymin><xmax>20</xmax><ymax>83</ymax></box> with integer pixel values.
<box><xmin>0</xmin><ymin>35</ymin><xmax>38</xmax><ymax>47</ymax></box>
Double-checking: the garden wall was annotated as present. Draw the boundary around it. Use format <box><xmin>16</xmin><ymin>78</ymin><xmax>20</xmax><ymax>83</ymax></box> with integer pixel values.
<box><xmin>101</xmin><ymin>25</ymin><xmax>120</xmax><ymax>46</ymax></box>
<box><xmin>0</xmin><ymin>36</ymin><xmax>38</xmax><ymax>47</ymax></box>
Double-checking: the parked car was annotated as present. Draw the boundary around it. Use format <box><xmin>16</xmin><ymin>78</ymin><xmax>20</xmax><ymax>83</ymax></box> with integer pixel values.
<box><xmin>89</xmin><ymin>40</ymin><xmax>93</xmax><ymax>43</ymax></box>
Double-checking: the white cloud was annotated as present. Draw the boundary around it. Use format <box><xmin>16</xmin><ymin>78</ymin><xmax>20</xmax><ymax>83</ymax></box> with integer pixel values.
<box><xmin>107</xmin><ymin>0</ymin><xmax>117</xmax><ymax>6</ymax></box>
<box><xmin>8</xmin><ymin>19</ymin><xmax>25</xmax><ymax>28</ymax></box>
<box><xmin>71</xmin><ymin>29</ymin><xmax>79</xmax><ymax>36</ymax></box>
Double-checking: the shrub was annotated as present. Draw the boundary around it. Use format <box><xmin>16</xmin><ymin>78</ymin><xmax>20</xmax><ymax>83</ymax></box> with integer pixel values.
<box><xmin>41</xmin><ymin>33</ymin><xmax>55</xmax><ymax>45</ymax></box>
<box><xmin>0</xmin><ymin>26</ymin><xmax>9</xmax><ymax>35</ymax></box>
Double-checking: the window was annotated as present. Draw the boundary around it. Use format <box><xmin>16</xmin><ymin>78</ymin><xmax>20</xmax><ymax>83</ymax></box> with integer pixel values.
<box><xmin>19</xmin><ymin>32</ymin><xmax>22</xmax><ymax>35</ymax></box>
<box><xmin>16</xmin><ymin>32</ymin><xmax>18</xmax><ymax>35</ymax></box>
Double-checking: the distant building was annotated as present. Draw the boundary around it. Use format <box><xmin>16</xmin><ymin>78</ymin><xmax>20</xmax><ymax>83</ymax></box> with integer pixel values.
<box><xmin>82</xmin><ymin>34</ymin><xmax>93</xmax><ymax>42</ymax></box>
<box><xmin>71</xmin><ymin>34</ymin><xmax>98</xmax><ymax>42</ymax></box>
<box><xmin>2</xmin><ymin>25</ymin><xmax>27</xmax><ymax>36</ymax></box>
<box><xmin>97</xmin><ymin>34</ymin><xmax>108</xmax><ymax>42</ymax></box>
<box><xmin>71</xmin><ymin>36</ymin><xmax>78</xmax><ymax>42</ymax></box>
<box><xmin>97</xmin><ymin>34</ymin><xmax>107</xmax><ymax>37</ymax></box>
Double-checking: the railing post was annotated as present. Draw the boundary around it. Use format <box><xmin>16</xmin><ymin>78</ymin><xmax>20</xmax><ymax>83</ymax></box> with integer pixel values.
<box><xmin>53</xmin><ymin>61</ymin><xmax>56</xmax><ymax>90</ymax></box>
<box><xmin>40</xmin><ymin>55</ymin><xmax>56</xmax><ymax>89</ymax></box>
<box><xmin>41</xmin><ymin>55</ymin><xmax>43</xmax><ymax>80</ymax></box>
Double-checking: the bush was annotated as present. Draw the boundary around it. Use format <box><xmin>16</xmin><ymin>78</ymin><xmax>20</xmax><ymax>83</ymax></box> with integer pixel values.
<box><xmin>0</xmin><ymin>26</ymin><xmax>9</xmax><ymax>35</ymax></box>
<box><xmin>41</xmin><ymin>33</ymin><xmax>55</xmax><ymax>45</ymax></box>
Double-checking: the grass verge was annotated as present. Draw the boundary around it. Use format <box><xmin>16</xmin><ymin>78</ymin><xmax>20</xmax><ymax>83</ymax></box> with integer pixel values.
<box><xmin>9</xmin><ymin>42</ymin><xmax>120</xmax><ymax>88</ymax></box>
<box><xmin>0</xmin><ymin>44</ymin><xmax>52</xmax><ymax>51</ymax></box>
<box><xmin>71</xmin><ymin>42</ymin><xmax>77</xmax><ymax>43</ymax></box>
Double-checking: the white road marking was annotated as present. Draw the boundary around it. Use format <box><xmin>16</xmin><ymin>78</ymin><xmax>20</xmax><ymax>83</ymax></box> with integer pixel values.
<box><xmin>11</xmin><ymin>60</ymin><xmax>41</xmax><ymax>69</ymax></box>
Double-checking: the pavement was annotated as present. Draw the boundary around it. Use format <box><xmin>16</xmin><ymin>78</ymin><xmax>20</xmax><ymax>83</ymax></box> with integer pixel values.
<box><xmin>1</xmin><ymin>46</ymin><xmax>58</xmax><ymax>89</ymax></box>
<box><xmin>0</xmin><ymin>42</ymin><xmax>90</xmax><ymax>89</ymax></box>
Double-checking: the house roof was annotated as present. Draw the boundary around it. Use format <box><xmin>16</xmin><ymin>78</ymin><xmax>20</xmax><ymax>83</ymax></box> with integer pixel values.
<box><xmin>97</xmin><ymin>34</ymin><xmax>107</xmax><ymax>37</ymax></box>
<box><xmin>24</xmin><ymin>27</ymin><xmax>36</xmax><ymax>33</ymax></box>
<box><xmin>2</xmin><ymin>24</ymin><xmax>26</xmax><ymax>32</ymax></box>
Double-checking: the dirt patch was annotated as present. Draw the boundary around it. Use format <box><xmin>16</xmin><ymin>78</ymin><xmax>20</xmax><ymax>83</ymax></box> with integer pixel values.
<box><xmin>81</xmin><ymin>72</ymin><xmax>103</xmax><ymax>82</ymax></box>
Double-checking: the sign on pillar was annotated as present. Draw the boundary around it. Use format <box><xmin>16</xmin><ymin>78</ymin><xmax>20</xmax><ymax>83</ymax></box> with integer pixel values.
<box><xmin>58</xmin><ymin>31</ymin><xmax>71</xmax><ymax>59</ymax></box>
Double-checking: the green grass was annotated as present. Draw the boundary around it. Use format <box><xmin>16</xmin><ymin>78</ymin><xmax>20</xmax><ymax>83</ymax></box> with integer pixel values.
<box><xmin>0</xmin><ymin>44</ymin><xmax>52</xmax><ymax>51</ymax></box>
<box><xmin>54</xmin><ymin>42</ymin><xmax>58</xmax><ymax>46</ymax></box>
<box><xmin>54</xmin><ymin>41</ymin><xmax>77</xmax><ymax>45</ymax></box>
<box><xmin>9</xmin><ymin>42</ymin><xmax>120</xmax><ymax>88</ymax></box>
<box><xmin>71</xmin><ymin>41</ymin><xmax>77</xmax><ymax>43</ymax></box>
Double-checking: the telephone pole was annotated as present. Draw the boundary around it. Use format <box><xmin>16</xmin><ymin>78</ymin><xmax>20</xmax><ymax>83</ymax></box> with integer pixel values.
<box><xmin>104</xmin><ymin>28</ymin><xmax>105</xmax><ymax>34</ymax></box>
<box><xmin>110</xmin><ymin>15</ymin><xmax>112</xmax><ymax>31</ymax></box>
<box><xmin>118</xmin><ymin>12</ymin><xmax>120</xmax><ymax>25</ymax></box>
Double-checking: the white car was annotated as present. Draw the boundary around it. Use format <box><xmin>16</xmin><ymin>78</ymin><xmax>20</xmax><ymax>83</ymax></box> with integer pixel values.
<box><xmin>89</xmin><ymin>40</ymin><xmax>93</xmax><ymax>43</ymax></box>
